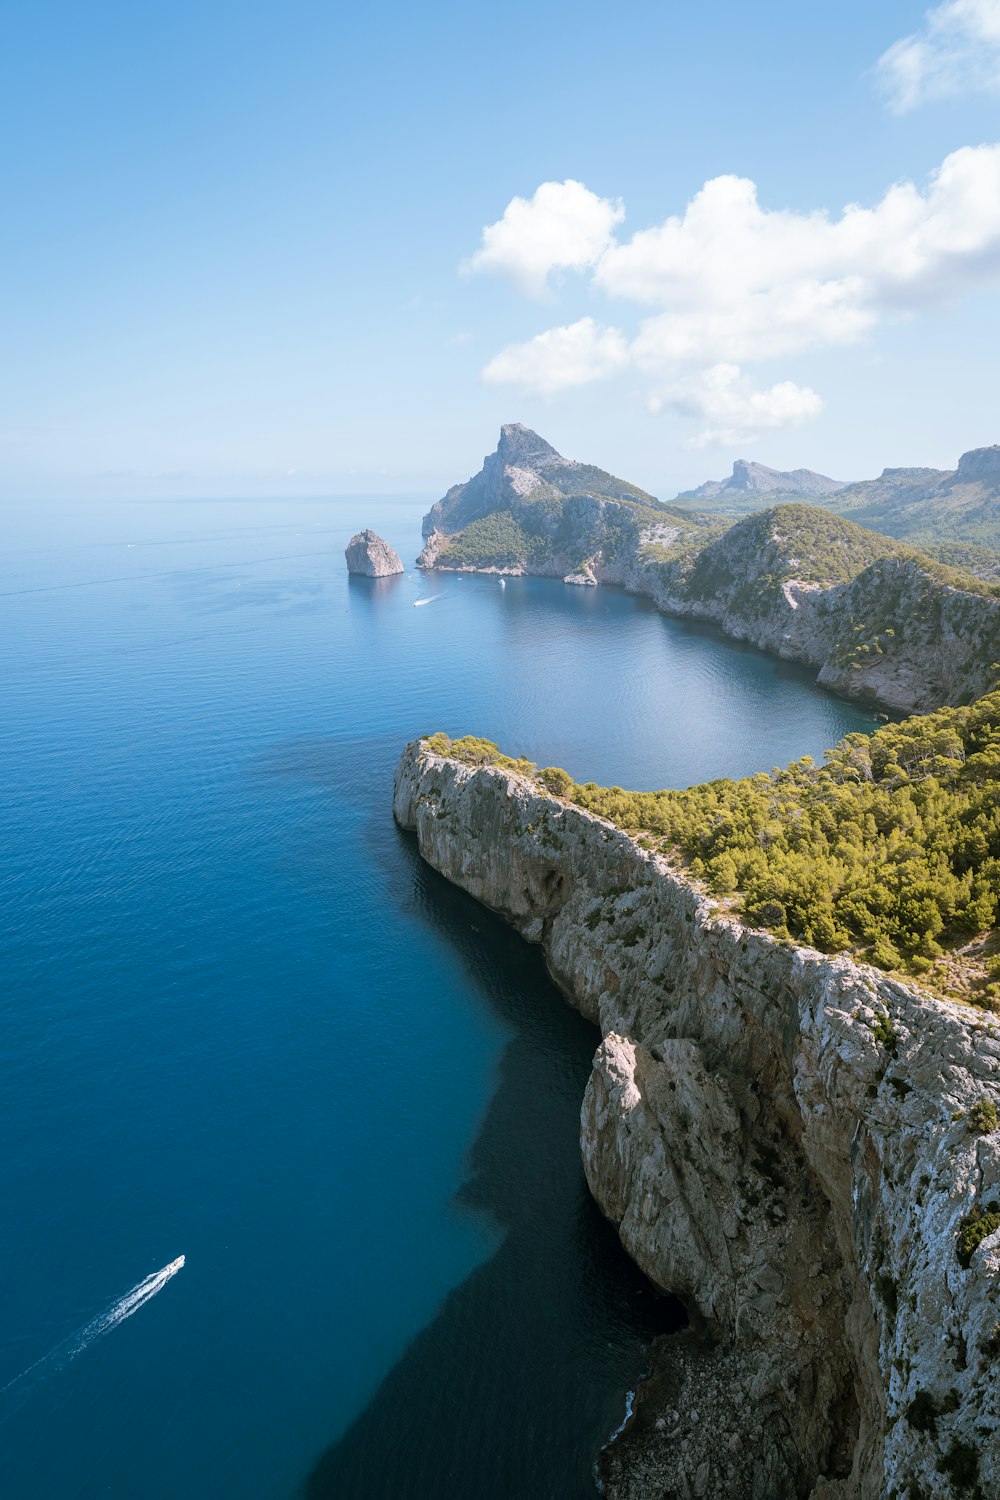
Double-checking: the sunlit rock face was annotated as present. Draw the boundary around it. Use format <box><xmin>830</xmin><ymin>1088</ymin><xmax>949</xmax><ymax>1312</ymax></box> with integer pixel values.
<box><xmin>393</xmin><ymin>740</ymin><xmax>1000</xmax><ymax>1500</ymax></box>
<box><xmin>344</xmin><ymin>529</ymin><xmax>404</xmax><ymax>577</ymax></box>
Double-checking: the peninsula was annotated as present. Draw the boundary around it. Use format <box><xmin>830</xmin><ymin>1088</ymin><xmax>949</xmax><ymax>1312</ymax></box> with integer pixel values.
<box><xmin>394</xmin><ymin>712</ymin><xmax>1000</xmax><ymax>1499</ymax></box>
<box><xmin>418</xmin><ymin>425</ymin><xmax>1000</xmax><ymax>713</ymax></box>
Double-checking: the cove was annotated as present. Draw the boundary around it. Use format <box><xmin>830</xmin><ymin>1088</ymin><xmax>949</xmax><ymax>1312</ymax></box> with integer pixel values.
<box><xmin>0</xmin><ymin>497</ymin><xmax>877</xmax><ymax>1499</ymax></box>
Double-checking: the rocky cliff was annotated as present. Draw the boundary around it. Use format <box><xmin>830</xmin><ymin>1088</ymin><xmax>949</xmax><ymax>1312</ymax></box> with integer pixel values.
<box><xmin>633</xmin><ymin>512</ymin><xmax>1000</xmax><ymax>713</ymax></box>
<box><xmin>418</xmin><ymin>423</ymin><xmax>715</xmax><ymax>580</ymax></box>
<box><xmin>394</xmin><ymin>741</ymin><xmax>1000</xmax><ymax>1500</ymax></box>
<box><xmin>344</xmin><ymin>529</ymin><xmax>404</xmax><ymax>577</ymax></box>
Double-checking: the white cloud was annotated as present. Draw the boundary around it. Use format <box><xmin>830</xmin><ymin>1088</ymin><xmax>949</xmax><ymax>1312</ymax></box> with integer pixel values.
<box><xmin>482</xmin><ymin>317</ymin><xmax>628</xmax><ymax>396</ymax></box>
<box><xmin>464</xmin><ymin>180</ymin><xmax>624</xmax><ymax>296</ymax></box>
<box><xmin>877</xmin><ymin>0</ymin><xmax>1000</xmax><ymax>112</ymax></box>
<box><xmin>648</xmin><ymin>365</ymin><xmax>824</xmax><ymax>449</ymax></box>
<box><xmin>470</xmin><ymin>146</ymin><xmax>1000</xmax><ymax>442</ymax></box>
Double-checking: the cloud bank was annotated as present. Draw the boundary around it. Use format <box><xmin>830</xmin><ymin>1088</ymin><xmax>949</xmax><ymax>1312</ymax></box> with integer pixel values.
<box><xmin>469</xmin><ymin>147</ymin><xmax>1000</xmax><ymax>445</ymax></box>
<box><xmin>877</xmin><ymin>0</ymin><xmax>1000</xmax><ymax>112</ymax></box>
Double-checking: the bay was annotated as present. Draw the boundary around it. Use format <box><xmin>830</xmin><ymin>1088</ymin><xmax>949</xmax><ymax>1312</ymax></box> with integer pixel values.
<box><xmin>0</xmin><ymin>496</ymin><xmax>876</xmax><ymax>1498</ymax></box>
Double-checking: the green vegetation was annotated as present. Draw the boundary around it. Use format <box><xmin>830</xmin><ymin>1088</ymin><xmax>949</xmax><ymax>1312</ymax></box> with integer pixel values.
<box><xmin>686</xmin><ymin>503</ymin><xmax>902</xmax><ymax>600</ymax></box>
<box><xmin>437</xmin><ymin>512</ymin><xmax>540</xmax><ymax>570</ymax></box>
<box><xmin>544</xmin><ymin>462</ymin><xmax>660</xmax><ymax>507</ymax></box>
<box><xmin>967</xmin><ymin>1098</ymin><xmax>999</xmax><ymax>1134</ymax></box>
<box><xmin>956</xmin><ymin>1204</ymin><xmax>1000</xmax><ymax>1268</ymax></box>
<box><xmin>423</xmin><ymin>690</ymin><xmax>1000</xmax><ymax>1000</ymax></box>
<box><xmin>922</xmin><ymin>542</ymin><xmax>1000</xmax><ymax>586</ymax></box>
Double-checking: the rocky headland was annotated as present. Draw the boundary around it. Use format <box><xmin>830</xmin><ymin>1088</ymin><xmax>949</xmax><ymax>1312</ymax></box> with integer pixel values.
<box><xmin>394</xmin><ymin>739</ymin><xmax>1000</xmax><ymax>1500</ymax></box>
<box><xmin>418</xmin><ymin>427</ymin><xmax>1000</xmax><ymax>713</ymax></box>
<box><xmin>345</xmin><ymin>528</ymin><xmax>404</xmax><ymax>577</ymax></box>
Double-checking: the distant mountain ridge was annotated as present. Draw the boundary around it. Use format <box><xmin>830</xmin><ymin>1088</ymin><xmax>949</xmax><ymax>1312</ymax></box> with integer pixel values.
<box><xmin>679</xmin><ymin>458</ymin><xmax>844</xmax><ymax>504</ymax></box>
<box><xmin>675</xmin><ymin>445</ymin><xmax>1000</xmax><ymax>547</ymax></box>
<box><xmin>821</xmin><ymin>445</ymin><xmax>1000</xmax><ymax>546</ymax></box>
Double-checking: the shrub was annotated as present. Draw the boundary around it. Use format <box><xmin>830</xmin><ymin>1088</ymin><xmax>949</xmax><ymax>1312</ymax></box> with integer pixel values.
<box><xmin>967</xmin><ymin>1098</ymin><xmax>999</xmax><ymax>1134</ymax></box>
<box><xmin>957</xmin><ymin>1203</ymin><xmax>1000</xmax><ymax>1268</ymax></box>
<box><xmin>538</xmin><ymin>766</ymin><xmax>573</xmax><ymax>796</ymax></box>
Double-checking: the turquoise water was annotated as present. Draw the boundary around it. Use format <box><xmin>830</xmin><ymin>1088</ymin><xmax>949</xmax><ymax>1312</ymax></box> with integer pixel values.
<box><xmin>0</xmin><ymin>498</ymin><xmax>877</xmax><ymax>1498</ymax></box>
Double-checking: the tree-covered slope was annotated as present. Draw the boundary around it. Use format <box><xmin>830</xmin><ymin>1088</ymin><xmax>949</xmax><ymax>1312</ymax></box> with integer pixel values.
<box><xmin>423</xmin><ymin>689</ymin><xmax>1000</xmax><ymax>1007</ymax></box>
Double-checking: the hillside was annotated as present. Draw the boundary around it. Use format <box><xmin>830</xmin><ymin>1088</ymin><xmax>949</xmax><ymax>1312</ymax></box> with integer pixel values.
<box><xmin>676</xmin><ymin>457</ymin><xmax>844</xmax><ymax>513</ymax></box>
<box><xmin>419</xmin><ymin>423</ymin><xmax>720</xmax><ymax>579</ymax></box>
<box><xmin>822</xmin><ymin>446</ymin><xmax>1000</xmax><ymax>546</ymax></box>
<box><xmin>421</xmin><ymin>432</ymin><xmax>1000</xmax><ymax>711</ymax></box>
<box><xmin>675</xmin><ymin>445</ymin><xmax>1000</xmax><ymax>546</ymax></box>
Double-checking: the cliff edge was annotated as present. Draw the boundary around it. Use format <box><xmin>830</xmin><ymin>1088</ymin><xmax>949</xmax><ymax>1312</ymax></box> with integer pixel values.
<box><xmin>393</xmin><ymin>740</ymin><xmax>1000</xmax><ymax>1500</ymax></box>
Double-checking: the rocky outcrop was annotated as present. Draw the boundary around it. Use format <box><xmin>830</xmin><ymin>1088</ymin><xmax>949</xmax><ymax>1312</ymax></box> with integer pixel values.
<box><xmin>393</xmin><ymin>741</ymin><xmax>1000</xmax><ymax>1500</ymax></box>
<box><xmin>344</xmin><ymin>529</ymin><xmax>404</xmax><ymax>577</ymax></box>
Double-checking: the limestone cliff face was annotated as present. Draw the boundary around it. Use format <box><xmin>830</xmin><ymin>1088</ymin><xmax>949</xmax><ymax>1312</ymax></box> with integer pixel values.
<box><xmin>627</xmin><ymin>545</ymin><xmax>1000</xmax><ymax>714</ymax></box>
<box><xmin>393</xmin><ymin>742</ymin><xmax>1000</xmax><ymax>1500</ymax></box>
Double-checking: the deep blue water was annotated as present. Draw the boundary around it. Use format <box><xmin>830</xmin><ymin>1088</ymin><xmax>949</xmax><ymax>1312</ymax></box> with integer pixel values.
<box><xmin>0</xmin><ymin>497</ymin><xmax>877</xmax><ymax>1499</ymax></box>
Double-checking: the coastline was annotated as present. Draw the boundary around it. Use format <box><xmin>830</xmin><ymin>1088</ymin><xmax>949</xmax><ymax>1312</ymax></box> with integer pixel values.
<box><xmin>416</xmin><ymin>541</ymin><xmax>999</xmax><ymax>716</ymax></box>
<box><xmin>393</xmin><ymin>740</ymin><xmax>1000</xmax><ymax>1499</ymax></box>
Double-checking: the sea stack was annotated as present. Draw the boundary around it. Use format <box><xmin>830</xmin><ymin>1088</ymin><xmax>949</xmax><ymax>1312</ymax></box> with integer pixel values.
<box><xmin>344</xmin><ymin>529</ymin><xmax>404</xmax><ymax>577</ymax></box>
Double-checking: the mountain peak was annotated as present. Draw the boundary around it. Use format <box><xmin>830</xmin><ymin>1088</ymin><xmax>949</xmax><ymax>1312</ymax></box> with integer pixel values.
<box><xmin>679</xmin><ymin>459</ymin><xmax>844</xmax><ymax>504</ymax></box>
<box><xmin>954</xmin><ymin>445</ymin><xmax>1000</xmax><ymax>485</ymax></box>
<box><xmin>496</xmin><ymin>423</ymin><xmax>563</xmax><ymax>468</ymax></box>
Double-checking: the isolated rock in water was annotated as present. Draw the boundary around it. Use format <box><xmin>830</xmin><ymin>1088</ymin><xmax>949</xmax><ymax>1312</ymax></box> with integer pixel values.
<box><xmin>344</xmin><ymin>529</ymin><xmax>403</xmax><ymax>577</ymax></box>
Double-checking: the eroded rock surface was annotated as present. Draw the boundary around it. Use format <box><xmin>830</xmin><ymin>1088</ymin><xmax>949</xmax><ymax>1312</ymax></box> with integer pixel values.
<box><xmin>344</xmin><ymin>529</ymin><xmax>403</xmax><ymax>577</ymax></box>
<box><xmin>393</xmin><ymin>741</ymin><xmax>1000</xmax><ymax>1500</ymax></box>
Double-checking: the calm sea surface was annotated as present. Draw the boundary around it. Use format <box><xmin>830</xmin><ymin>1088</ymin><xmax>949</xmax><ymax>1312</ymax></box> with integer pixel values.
<box><xmin>0</xmin><ymin>497</ymin><xmax>877</xmax><ymax>1498</ymax></box>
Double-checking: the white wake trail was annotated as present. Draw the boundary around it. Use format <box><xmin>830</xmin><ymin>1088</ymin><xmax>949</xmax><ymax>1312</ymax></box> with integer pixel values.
<box><xmin>1</xmin><ymin>1256</ymin><xmax>185</xmax><ymax>1397</ymax></box>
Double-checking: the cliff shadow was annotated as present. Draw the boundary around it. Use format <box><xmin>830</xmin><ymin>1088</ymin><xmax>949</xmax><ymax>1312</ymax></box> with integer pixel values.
<box><xmin>298</xmin><ymin>795</ymin><xmax>684</xmax><ymax>1500</ymax></box>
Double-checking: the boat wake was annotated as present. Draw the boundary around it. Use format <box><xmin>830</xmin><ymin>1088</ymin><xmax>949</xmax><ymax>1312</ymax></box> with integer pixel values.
<box><xmin>1</xmin><ymin>1256</ymin><xmax>185</xmax><ymax>1399</ymax></box>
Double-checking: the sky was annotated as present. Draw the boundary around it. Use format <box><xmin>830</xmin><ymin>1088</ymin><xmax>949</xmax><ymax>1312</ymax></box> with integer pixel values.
<box><xmin>4</xmin><ymin>0</ymin><xmax>1000</xmax><ymax>500</ymax></box>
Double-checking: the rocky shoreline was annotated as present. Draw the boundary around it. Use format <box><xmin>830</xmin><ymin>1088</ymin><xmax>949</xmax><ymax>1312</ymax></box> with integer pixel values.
<box><xmin>417</xmin><ymin>425</ymin><xmax>1000</xmax><ymax>715</ymax></box>
<box><xmin>393</xmin><ymin>741</ymin><xmax>1000</xmax><ymax>1499</ymax></box>
<box><xmin>419</xmin><ymin>534</ymin><xmax>998</xmax><ymax>716</ymax></box>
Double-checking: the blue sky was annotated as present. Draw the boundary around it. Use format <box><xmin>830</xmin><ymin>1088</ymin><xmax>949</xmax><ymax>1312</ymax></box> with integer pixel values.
<box><xmin>4</xmin><ymin>0</ymin><xmax>1000</xmax><ymax>499</ymax></box>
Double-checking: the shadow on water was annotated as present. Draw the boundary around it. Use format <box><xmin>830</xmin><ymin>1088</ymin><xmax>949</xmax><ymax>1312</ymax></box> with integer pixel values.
<box><xmin>347</xmin><ymin>572</ymin><xmax>406</xmax><ymax>599</ymax></box>
<box><xmin>301</xmin><ymin>801</ymin><xmax>684</xmax><ymax>1500</ymax></box>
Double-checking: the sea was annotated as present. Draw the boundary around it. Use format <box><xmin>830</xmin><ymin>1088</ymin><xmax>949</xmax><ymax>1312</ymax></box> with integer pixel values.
<box><xmin>0</xmin><ymin>496</ymin><xmax>878</xmax><ymax>1499</ymax></box>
